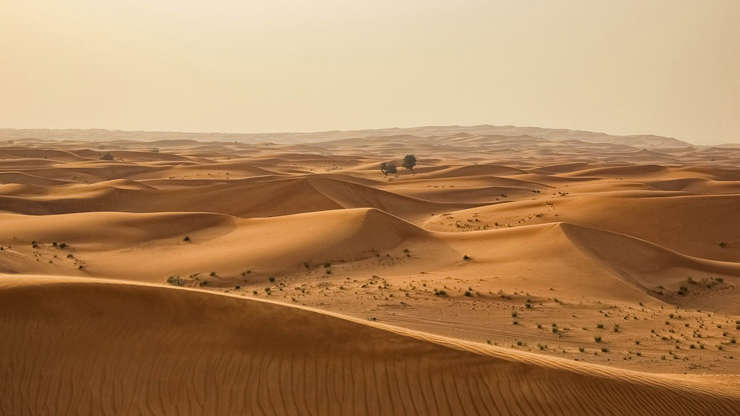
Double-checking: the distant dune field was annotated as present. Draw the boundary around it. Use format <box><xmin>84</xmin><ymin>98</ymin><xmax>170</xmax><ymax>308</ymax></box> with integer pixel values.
<box><xmin>1</xmin><ymin>126</ymin><xmax>739</xmax><ymax>414</ymax></box>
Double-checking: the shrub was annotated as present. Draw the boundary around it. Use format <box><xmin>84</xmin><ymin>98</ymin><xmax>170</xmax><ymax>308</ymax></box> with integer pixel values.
<box><xmin>719</xmin><ymin>241</ymin><xmax>727</xmax><ymax>248</ymax></box>
<box><xmin>380</xmin><ymin>162</ymin><xmax>397</xmax><ymax>175</ymax></box>
<box><xmin>166</xmin><ymin>275</ymin><xmax>185</xmax><ymax>286</ymax></box>
<box><xmin>402</xmin><ymin>154</ymin><xmax>417</xmax><ymax>171</ymax></box>
<box><xmin>597</xmin><ymin>323</ymin><xmax>604</xmax><ymax>329</ymax></box>
<box><xmin>594</xmin><ymin>336</ymin><xmax>603</xmax><ymax>343</ymax></box>
<box><xmin>100</xmin><ymin>152</ymin><xmax>114</xmax><ymax>160</ymax></box>
<box><xmin>268</xmin><ymin>276</ymin><xmax>275</xmax><ymax>282</ymax></box>
<box><xmin>463</xmin><ymin>255</ymin><xmax>471</xmax><ymax>261</ymax></box>
<box><xmin>464</xmin><ymin>291</ymin><xmax>473</xmax><ymax>297</ymax></box>
<box><xmin>183</xmin><ymin>236</ymin><xmax>191</xmax><ymax>242</ymax></box>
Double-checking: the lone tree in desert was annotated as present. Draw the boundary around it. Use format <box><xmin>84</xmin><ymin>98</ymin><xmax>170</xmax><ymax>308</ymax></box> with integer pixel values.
<box><xmin>402</xmin><ymin>154</ymin><xmax>417</xmax><ymax>171</ymax></box>
<box><xmin>380</xmin><ymin>161</ymin><xmax>397</xmax><ymax>175</ymax></box>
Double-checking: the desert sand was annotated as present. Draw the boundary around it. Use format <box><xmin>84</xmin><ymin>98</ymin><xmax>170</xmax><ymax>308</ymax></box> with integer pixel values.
<box><xmin>1</xmin><ymin>126</ymin><xmax>739</xmax><ymax>415</ymax></box>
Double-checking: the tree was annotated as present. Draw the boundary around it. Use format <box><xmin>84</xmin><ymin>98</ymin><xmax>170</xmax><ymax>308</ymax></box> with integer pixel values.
<box><xmin>100</xmin><ymin>152</ymin><xmax>114</xmax><ymax>161</ymax></box>
<box><xmin>402</xmin><ymin>154</ymin><xmax>417</xmax><ymax>171</ymax></box>
<box><xmin>380</xmin><ymin>161</ymin><xmax>397</xmax><ymax>175</ymax></box>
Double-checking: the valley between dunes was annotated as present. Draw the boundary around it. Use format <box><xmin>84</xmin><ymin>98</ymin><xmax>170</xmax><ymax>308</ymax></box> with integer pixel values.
<box><xmin>1</xmin><ymin>127</ymin><xmax>739</xmax><ymax>415</ymax></box>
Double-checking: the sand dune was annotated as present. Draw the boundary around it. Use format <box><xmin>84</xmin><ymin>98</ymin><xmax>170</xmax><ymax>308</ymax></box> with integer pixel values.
<box><xmin>0</xmin><ymin>208</ymin><xmax>442</xmax><ymax>280</ymax></box>
<box><xmin>430</xmin><ymin>193</ymin><xmax>740</xmax><ymax>262</ymax></box>
<box><xmin>0</xmin><ymin>174</ymin><xmax>475</xmax><ymax>222</ymax></box>
<box><xmin>1</xmin><ymin>276</ymin><xmax>737</xmax><ymax>416</ymax></box>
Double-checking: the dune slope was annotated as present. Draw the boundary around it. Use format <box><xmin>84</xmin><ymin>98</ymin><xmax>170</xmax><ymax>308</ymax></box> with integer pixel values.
<box><xmin>0</xmin><ymin>276</ymin><xmax>738</xmax><ymax>416</ymax></box>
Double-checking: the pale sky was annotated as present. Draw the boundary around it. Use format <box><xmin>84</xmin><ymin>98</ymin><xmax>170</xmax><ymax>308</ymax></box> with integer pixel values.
<box><xmin>1</xmin><ymin>1</ymin><xmax>738</xmax><ymax>144</ymax></box>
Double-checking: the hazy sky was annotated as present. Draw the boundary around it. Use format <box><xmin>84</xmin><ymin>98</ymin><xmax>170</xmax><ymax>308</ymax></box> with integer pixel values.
<box><xmin>1</xmin><ymin>1</ymin><xmax>738</xmax><ymax>144</ymax></box>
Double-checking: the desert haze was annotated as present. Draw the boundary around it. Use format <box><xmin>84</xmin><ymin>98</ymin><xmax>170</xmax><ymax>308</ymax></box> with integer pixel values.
<box><xmin>0</xmin><ymin>125</ymin><xmax>739</xmax><ymax>415</ymax></box>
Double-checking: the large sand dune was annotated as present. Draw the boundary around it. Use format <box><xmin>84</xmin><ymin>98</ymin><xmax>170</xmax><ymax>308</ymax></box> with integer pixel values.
<box><xmin>1</xmin><ymin>276</ymin><xmax>737</xmax><ymax>416</ymax></box>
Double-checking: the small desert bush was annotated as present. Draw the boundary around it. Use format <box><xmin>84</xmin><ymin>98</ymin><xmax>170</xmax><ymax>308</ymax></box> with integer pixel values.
<box><xmin>433</xmin><ymin>289</ymin><xmax>447</xmax><ymax>297</ymax></box>
<box><xmin>166</xmin><ymin>275</ymin><xmax>185</xmax><ymax>286</ymax></box>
